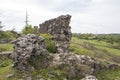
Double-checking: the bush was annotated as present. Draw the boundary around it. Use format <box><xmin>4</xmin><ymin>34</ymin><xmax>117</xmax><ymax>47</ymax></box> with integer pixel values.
<box><xmin>22</xmin><ymin>25</ymin><xmax>36</xmax><ymax>34</ymax></box>
<box><xmin>40</xmin><ymin>34</ymin><xmax>56</xmax><ymax>53</ymax></box>
<box><xmin>0</xmin><ymin>30</ymin><xmax>19</xmax><ymax>40</ymax></box>
<box><xmin>0</xmin><ymin>47</ymin><xmax>7</xmax><ymax>52</ymax></box>
<box><xmin>0</xmin><ymin>57</ymin><xmax>12</xmax><ymax>67</ymax></box>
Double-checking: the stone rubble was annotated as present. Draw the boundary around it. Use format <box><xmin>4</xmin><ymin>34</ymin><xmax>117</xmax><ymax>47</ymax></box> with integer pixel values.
<box><xmin>39</xmin><ymin>15</ymin><xmax>72</xmax><ymax>53</ymax></box>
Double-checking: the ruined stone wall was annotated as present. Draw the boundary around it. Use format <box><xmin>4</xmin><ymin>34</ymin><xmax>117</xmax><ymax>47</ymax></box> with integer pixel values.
<box><xmin>12</xmin><ymin>15</ymin><xmax>72</xmax><ymax>73</ymax></box>
<box><xmin>39</xmin><ymin>15</ymin><xmax>72</xmax><ymax>53</ymax></box>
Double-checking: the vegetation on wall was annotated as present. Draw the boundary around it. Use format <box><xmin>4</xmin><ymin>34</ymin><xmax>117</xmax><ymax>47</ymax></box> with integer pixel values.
<box><xmin>40</xmin><ymin>34</ymin><xmax>56</xmax><ymax>53</ymax></box>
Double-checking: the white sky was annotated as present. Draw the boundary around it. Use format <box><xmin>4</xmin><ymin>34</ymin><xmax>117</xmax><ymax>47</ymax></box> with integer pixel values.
<box><xmin>0</xmin><ymin>0</ymin><xmax>120</xmax><ymax>33</ymax></box>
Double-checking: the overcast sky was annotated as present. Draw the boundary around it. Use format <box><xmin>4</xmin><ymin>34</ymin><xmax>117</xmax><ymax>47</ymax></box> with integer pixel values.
<box><xmin>0</xmin><ymin>0</ymin><xmax>120</xmax><ymax>33</ymax></box>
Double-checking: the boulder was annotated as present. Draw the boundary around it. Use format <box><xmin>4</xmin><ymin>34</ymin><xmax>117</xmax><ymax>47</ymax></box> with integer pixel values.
<box><xmin>12</xmin><ymin>34</ymin><xmax>47</xmax><ymax>73</ymax></box>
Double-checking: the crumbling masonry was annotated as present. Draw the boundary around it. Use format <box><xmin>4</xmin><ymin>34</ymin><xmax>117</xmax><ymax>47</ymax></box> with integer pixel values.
<box><xmin>39</xmin><ymin>15</ymin><xmax>72</xmax><ymax>53</ymax></box>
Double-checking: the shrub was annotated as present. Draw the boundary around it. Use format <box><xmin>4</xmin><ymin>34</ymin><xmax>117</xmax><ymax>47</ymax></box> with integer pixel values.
<box><xmin>40</xmin><ymin>34</ymin><xmax>56</xmax><ymax>53</ymax></box>
<box><xmin>0</xmin><ymin>30</ymin><xmax>19</xmax><ymax>40</ymax></box>
<box><xmin>0</xmin><ymin>57</ymin><xmax>12</xmax><ymax>67</ymax></box>
<box><xmin>22</xmin><ymin>25</ymin><xmax>36</xmax><ymax>34</ymax></box>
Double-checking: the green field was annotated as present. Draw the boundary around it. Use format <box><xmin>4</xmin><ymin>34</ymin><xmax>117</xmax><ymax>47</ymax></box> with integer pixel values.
<box><xmin>70</xmin><ymin>37</ymin><xmax>120</xmax><ymax>60</ymax></box>
<box><xmin>69</xmin><ymin>37</ymin><xmax>120</xmax><ymax>80</ymax></box>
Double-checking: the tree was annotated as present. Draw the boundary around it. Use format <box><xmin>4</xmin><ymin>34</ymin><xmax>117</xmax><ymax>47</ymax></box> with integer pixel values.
<box><xmin>22</xmin><ymin>24</ymin><xmax>36</xmax><ymax>34</ymax></box>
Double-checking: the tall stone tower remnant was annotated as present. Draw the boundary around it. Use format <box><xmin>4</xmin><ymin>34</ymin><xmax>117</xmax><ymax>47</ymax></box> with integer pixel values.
<box><xmin>39</xmin><ymin>14</ymin><xmax>72</xmax><ymax>53</ymax></box>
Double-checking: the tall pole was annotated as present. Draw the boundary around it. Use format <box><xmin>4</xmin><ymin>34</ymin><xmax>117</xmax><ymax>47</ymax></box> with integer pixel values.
<box><xmin>0</xmin><ymin>21</ymin><xmax>1</xmax><ymax>26</ymax></box>
<box><xmin>0</xmin><ymin>21</ymin><xmax>3</xmax><ymax>29</ymax></box>
<box><xmin>25</xmin><ymin>11</ymin><xmax>29</xmax><ymax>26</ymax></box>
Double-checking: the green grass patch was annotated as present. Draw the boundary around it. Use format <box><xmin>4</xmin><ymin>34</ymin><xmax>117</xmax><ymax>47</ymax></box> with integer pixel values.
<box><xmin>40</xmin><ymin>34</ymin><xmax>56</xmax><ymax>53</ymax></box>
<box><xmin>84</xmin><ymin>40</ymin><xmax>111</xmax><ymax>47</ymax></box>
<box><xmin>0</xmin><ymin>57</ymin><xmax>13</xmax><ymax>80</ymax></box>
<box><xmin>0</xmin><ymin>44</ymin><xmax>13</xmax><ymax>52</ymax></box>
<box><xmin>95</xmin><ymin>45</ymin><xmax>120</xmax><ymax>56</ymax></box>
<box><xmin>70</xmin><ymin>37</ymin><xmax>120</xmax><ymax>79</ymax></box>
<box><xmin>70</xmin><ymin>37</ymin><xmax>120</xmax><ymax>63</ymax></box>
<box><xmin>96</xmin><ymin>68</ymin><xmax>120</xmax><ymax>80</ymax></box>
<box><xmin>69</xmin><ymin>43</ymin><xmax>93</xmax><ymax>56</ymax></box>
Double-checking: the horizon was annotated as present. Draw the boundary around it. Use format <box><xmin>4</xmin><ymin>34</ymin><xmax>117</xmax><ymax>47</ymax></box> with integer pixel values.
<box><xmin>0</xmin><ymin>0</ymin><xmax>120</xmax><ymax>34</ymax></box>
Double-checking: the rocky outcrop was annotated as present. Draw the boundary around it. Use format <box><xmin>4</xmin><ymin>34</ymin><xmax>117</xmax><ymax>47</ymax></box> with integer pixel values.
<box><xmin>39</xmin><ymin>15</ymin><xmax>72</xmax><ymax>53</ymax></box>
<box><xmin>12</xmin><ymin>34</ymin><xmax>48</xmax><ymax>73</ymax></box>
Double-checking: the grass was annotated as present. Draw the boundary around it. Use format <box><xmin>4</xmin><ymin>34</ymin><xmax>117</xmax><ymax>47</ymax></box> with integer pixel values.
<box><xmin>31</xmin><ymin>68</ymin><xmax>67</xmax><ymax>80</ymax></box>
<box><xmin>0</xmin><ymin>44</ymin><xmax>13</xmax><ymax>52</ymax></box>
<box><xmin>95</xmin><ymin>45</ymin><xmax>120</xmax><ymax>56</ymax></box>
<box><xmin>0</xmin><ymin>57</ymin><xmax>13</xmax><ymax>80</ymax></box>
<box><xmin>84</xmin><ymin>39</ymin><xmax>111</xmax><ymax>47</ymax></box>
<box><xmin>70</xmin><ymin>37</ymin><xmax>93</xmax><ymax>55</ymax></box>
<box><xmin>40</xmin><ymin>34</ymin><xmax>56</xmax><ymax>53</ymax></box>
<box><xmin>70</xmin><ymin>38</ymin><xmax>113</xmax><ymax>62</ymax></box>
<box><xmin>84</xmin><ymin>39</ymin><xmax>120</xmax><ymax>55</ymax></box>
<box><xmin>69</xmin><ymin>37</ymin><xmax>120</xmax><ymax>80</ymax></box>
<box><xmin>96</xmin><ymin>68</ymin><xmax>120</xmax><ymax>80</ymax></box>
<box><xmin>0</xmin><ymin>57</ymin><xmax>26</xmax><ymax>80</ymax></box>
<box><xmin>70</xmin><ymin>37</ymin><xmax>120</xmax><ymax>60</ymax></box>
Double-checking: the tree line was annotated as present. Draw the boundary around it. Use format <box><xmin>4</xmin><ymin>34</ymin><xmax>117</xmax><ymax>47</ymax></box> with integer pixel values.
<box><xmin>73</xmin><ymin>33</ymin><xmax>120</xmax><ymax>44</ymax></box>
